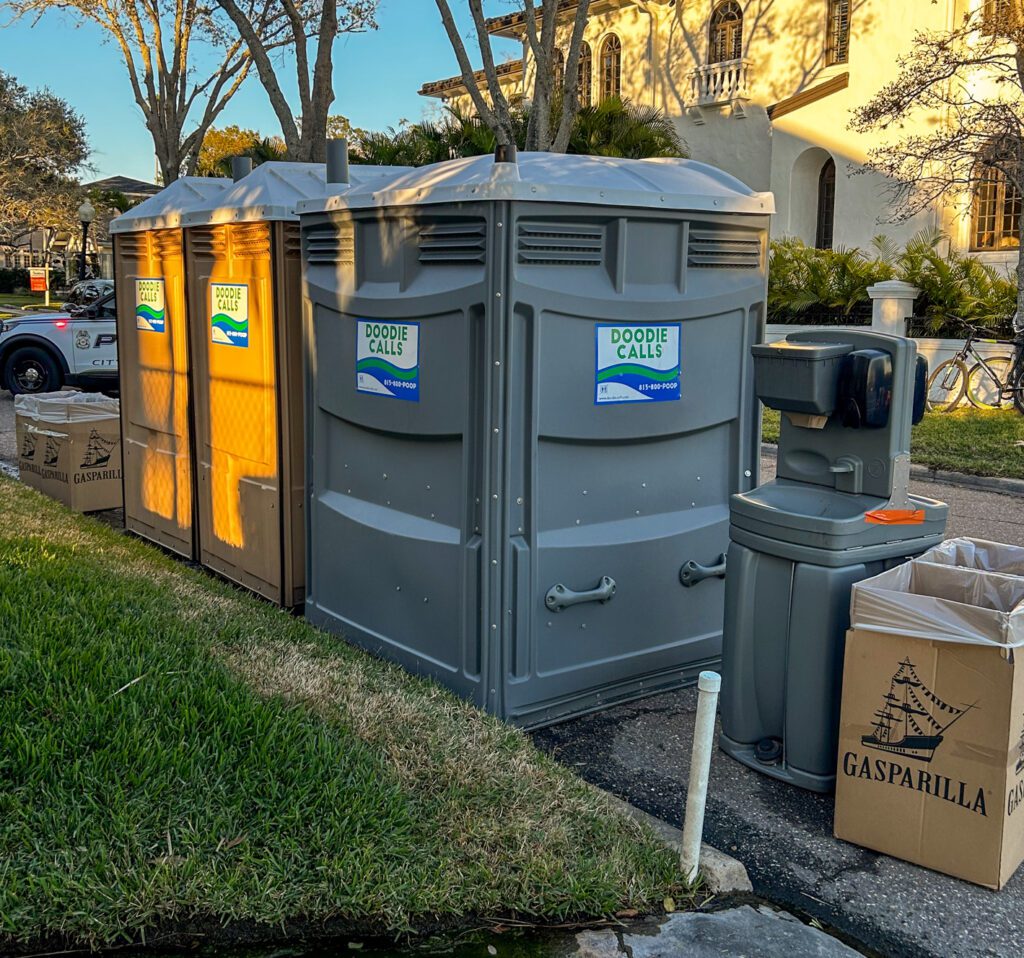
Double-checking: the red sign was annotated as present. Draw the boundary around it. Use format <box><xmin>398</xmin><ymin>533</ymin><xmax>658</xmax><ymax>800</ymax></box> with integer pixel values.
<box><xmin>29</xmin><ymin>268</ymin><xmax>47</xmax><ymax>292</ymax></box>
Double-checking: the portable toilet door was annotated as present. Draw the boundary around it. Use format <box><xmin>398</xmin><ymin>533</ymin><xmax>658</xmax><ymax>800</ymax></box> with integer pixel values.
<box><xmin>182</xmin><ymin>161</ymin><xmax>409</xmax><ymax>606</ymax></box>
<box><xmin>300</xmin><ymin>153</ymin><xmax>773</xmax><ymax>725</ymax></box>
<box><xmin>111</xmin><ymin>177</ymin><xmax>231</xmax><ymax>559</ymax></box>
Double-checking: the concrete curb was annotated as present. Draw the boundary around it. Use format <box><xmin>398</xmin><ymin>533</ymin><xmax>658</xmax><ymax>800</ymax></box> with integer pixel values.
<box><xmin>760</xmin><ymin>442</ymin><xmax>1024</xmax><ymax>497</ymax></box>
<box><xmin>606</xmin><ymin>795</ymin><xmax>753</xmax><ymax>895</ymax></box>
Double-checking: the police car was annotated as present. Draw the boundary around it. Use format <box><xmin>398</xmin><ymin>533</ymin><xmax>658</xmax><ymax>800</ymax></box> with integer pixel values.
<box><xmin>0</xmin><ymin>291</ymin><xmax>118</xmax><ymax>395</ymax></box>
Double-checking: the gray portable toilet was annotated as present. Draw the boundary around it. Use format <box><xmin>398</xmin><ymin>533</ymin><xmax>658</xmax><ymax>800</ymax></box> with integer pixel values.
<box><xmin>299</xmin><ymin>151</ymin><xmax>774</xmax><ymax>726</ymax></box>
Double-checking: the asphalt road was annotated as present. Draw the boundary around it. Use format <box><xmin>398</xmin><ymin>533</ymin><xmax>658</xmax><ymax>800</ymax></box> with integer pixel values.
<box><xmin>532</xmin><ymin>456</ymin><xmax>1024</xmax><ymax>958</ymax></box>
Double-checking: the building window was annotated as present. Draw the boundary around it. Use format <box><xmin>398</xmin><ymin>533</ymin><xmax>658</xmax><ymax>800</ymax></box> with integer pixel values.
<box><xmin>825</xmin><ymin>0</ymin><xmax>850</xmax><ymax>65</ymax></box>
<box><xmin>600</xmin><ymin>34</ymin><xmax>621</xmax><ymax>101</ymax></box>
<box><xmin>578</xmin><ymin>41</ymin><xmax>592</xmax><ymax>107</ymax></box>
<box><xmin>972</xmin><ymin>162</ymin><xmax>1021</xmax><ymax>250</ymax></box>
<box><xmin>815</xmin><ymin>158</ymin><xmax>836</xmax><ymax>249</ymax></box>
<box><xmin>983</xmin><ymin>0</ymin><xmax>1020</xmax><ymax>32</ymax></box>
<box><xmin>709</xmin><ymin>1</ymin><xmax>743</xmax><ymax>63</ymax></box>
<box><xmin>552</xmin><ymin>48</ymin><xmax>565</xmax><ymax>90</ymax></box>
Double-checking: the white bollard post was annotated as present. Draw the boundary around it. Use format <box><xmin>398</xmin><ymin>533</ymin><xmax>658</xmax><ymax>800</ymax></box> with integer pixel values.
<box><xmin>680</xmin><ymin>670</ymin><xmax>721</xmax><ymax>883</ymax></box>
<box><xmin>867</xmin><ymin>280</ymin><xmax>919</xmax><ymax>337</ymax></box>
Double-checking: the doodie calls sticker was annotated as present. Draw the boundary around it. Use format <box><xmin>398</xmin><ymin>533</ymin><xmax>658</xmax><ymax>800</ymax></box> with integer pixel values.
<box><xmin>595</xmin><ymin>323</ymin><xmax>681</xmax><ymax>405</ymax></box>
<box><xmin>356</xmin><ymin>320</ymin><xmax>420</xmax><ymax>402</ymax></box>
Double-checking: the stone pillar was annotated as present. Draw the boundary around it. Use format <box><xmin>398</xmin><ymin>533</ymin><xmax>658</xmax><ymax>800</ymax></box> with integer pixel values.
<box><xmin>866</xmin><ymin>280</ymin><xmax>919</xmax><ymax>336</ymax></box>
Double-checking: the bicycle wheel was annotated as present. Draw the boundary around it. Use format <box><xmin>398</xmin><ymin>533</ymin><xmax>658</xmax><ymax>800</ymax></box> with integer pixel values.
<box><xmin>927</xmin><ymin>358</ymin><xmax>968</xmax><ymax>411</ymax></box>
<box><xmin>967</xmin><ymin>355</ymin><xmax>1014</xmax><ymax>409</ymax></box>
<box><xmin>1013</xmin><ymin>358</ymin><xmax>1024</xmax><ymax>415</ymax></box>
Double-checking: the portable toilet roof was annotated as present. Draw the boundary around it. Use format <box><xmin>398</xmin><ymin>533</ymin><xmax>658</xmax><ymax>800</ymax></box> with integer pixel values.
<box><xmin>182</xmin><ymin>161</ymin><xmax>413</xmax><ymax>226</ymax></box>
<box><xmin>296</xmin><ymin>152</ymin><xmax>775</xmax><ymax>216</ymax></box>
<box><xmin>109</xmin><ymin>177</ymin><xmax>233</xmax><ymax>233</ymax></box>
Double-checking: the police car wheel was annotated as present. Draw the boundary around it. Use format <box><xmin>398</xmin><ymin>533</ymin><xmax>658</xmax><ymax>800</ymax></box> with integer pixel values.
<box><xmin>5</xmin><ymin>346</ymin><xmax>63</xmax><ymax>395</ymax></box>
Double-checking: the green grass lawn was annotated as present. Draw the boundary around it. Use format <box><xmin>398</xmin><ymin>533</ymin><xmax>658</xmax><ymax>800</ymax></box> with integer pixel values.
<box><xmin>0</xmin><ymin>477</ymin><xmax>687</xmax><ymax>950</ymax></box>
<box><xmin>760</xmin><ymin>407</ymin><xmax>1024</xmax><ymax>479</ymax></box>
<box><xmin>0</xmin><ymin>292</ymin><xmax>62</xmax><ymax>309</ymax></box>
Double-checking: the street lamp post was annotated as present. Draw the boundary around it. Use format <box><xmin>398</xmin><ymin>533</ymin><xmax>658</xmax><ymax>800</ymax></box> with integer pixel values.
<box><xmin>77</xmin><ymin>199</ymin><xmax>96</xmax><ymax>282</ymax></box>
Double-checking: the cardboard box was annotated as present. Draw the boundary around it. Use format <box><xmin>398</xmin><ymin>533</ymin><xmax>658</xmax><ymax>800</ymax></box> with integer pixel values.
<box><xmin>15</xmin><ymin>391</ymin><xmax>123</xmax><ymax>512</ymax></box>
<box><xmin>835</xmin><ymin>552</ymin><xmax>1024</xmax><ymax>889</ymax></box>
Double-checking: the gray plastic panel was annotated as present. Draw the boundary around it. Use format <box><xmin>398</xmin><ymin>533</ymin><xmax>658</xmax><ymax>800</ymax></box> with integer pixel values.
<box><xmin>752</xmin><ymin>340</ymin><xmax>851</xmax><ymax>415</ymax></box>
<box><xmin>304</xmin><ymin>204</ymin><xmax>494</xmax><ymax>707</ymax></box>
<box><xmin>720</xmin><ymin>540</ymin><xmax>933</xmax><ymax>791</ymax></box>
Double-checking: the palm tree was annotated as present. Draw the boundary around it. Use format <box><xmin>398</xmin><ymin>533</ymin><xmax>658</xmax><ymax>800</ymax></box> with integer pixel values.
<box><xmin>353</xmin><ymin>99</ymin><xmax>685</xmax><ymax>166</ymax></box>
<box><xmin>213</xmin><ymin>137</ymin><xmax>287</xmax><ymax>176</ymax></box>
<box><xmin>567</xmin><ymin>98</ymin><xmax>684</xmax><ymax>159</ymax></box>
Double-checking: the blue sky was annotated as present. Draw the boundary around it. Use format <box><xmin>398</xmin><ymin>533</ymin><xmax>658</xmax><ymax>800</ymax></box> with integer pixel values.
<box><xmin>3</xmin><ymin>1</ymin><xmax>520</xmax><ymax>182</ymax></box>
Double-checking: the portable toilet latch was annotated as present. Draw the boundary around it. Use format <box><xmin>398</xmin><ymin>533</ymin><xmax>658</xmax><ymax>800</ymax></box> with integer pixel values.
<box><xmin>679</xmin><ymin>554</ymin><xmax>727</xmax><ymax>588</ymax></box>
<box><xmin>545</xmin><ymin>575</ymin><xmax>617</xmax><ymax>612</ymax></box>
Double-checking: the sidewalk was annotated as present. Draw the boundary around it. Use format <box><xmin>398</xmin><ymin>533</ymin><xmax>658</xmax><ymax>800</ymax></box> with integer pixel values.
<box><xmin>533</xmin><ymin>457</ymin><xmax>1024</xmax><ymax>958</ymax></box>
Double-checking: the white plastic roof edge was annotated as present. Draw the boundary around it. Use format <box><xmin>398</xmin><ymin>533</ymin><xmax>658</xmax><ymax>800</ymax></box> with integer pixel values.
<box><xmin>109</xmin><ymin>177</ymin><xmax>232</xmax><ymax>234</ymax></box>
<box><xmin>296</xmin><ymin>153</ymin><xmax>775</xmax><ymax>217</ymax></box>
<box><xmin>180</xmin><ymin>162</ymin><xmax>413</xmax><ymax>227</ymax></box>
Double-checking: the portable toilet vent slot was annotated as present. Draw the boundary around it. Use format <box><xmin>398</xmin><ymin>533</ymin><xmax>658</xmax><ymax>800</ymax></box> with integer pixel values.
<box><xmin>517</xmin><ymin>223</ymin><xmax>605</xmax><ymax>265</ymax></box>
<box><xmin>687</xmin><ymin>229</ymin><xmax>763</xmax><ymax>269</ymax></box>
<box><xmin>299</xmin><ymin>151</ymin><xmax>774</xmax><ymax>726</ymax></box>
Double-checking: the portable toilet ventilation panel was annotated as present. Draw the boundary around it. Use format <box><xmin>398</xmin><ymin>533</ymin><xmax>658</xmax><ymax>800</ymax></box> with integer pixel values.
<box><xmin>300</xmin><ymin>151</ymin><xmax>774</xmax><ymax>726</ymax></box>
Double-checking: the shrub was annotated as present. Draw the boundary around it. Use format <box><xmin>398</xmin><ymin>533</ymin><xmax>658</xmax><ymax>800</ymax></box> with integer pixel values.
<box><xmin>768</xmin><ymin>233</ymin><xmax>1017</xmax><ymax>338</ymax></box>
<box><xmin>0</xmin><ymin>267</ymin><xmax>30</xmax><ymax>294</ymax></box>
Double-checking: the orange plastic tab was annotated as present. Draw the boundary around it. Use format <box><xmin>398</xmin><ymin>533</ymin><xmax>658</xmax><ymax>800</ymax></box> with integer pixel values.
<box><xmin>864</xmin><ymin>509</ymin><xmax>926</xmax><ymax>525</ymax></box>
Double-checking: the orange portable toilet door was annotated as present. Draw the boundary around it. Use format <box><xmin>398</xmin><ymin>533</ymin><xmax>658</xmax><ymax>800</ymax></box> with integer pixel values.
<box><xmin>114</xmin><ymin>229</ymin><xmax>194</xmax><ymax>558</ymax></box>
<box><xmin>189</xmin><ymin>222</ymin><xmax>284</xmax><ymax>602</ymax></box>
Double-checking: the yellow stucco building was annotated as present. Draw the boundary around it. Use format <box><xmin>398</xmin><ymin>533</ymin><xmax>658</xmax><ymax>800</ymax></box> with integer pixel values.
<box><xmin>420</xmin><ymin>0</ymin><xmax>1019</xmax><ymax>271</ymax></box>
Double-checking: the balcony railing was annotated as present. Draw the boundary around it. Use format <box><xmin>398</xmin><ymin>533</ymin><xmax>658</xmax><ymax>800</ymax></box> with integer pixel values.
<box><xmin>689</xmin><ymin>58</ymin><xmax>752</xmax><ymax>107</ymax></box>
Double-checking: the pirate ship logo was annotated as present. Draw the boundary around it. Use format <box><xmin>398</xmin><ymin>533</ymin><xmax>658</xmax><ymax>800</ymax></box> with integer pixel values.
<box><xmin>861</xmin><ymin>657</ymin><xmax>975</xmax><ymax>762</ymax></box>
<box><xmin>75</xmin><ymin>329</ymin><xmax>91</xmax><ymax>350</ymax></box>
<box><xmin>841</xmin><ymin>658</ymin><xmax>987</xmax><ymax>817</ymax></box>
<box><xmin>43</xmin><ymin>436</ymin><xmax>63</xmax><ymax>467</ymax></box>
<box><xmin>79</xmin><ymin>430</ymin><xmax>118</xmax><ymax>469</ymax></box>
<box><xmin>20</xmin><ymin>430</ymin><xmax>36</xmax><ymax>459</ymax></box>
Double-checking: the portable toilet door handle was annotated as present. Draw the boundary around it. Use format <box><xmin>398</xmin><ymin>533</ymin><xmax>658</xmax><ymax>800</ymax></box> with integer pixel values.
<box><xmin>545</xmin><ymin>576</ymin><xmax>617</xmax><ymax>612</ymax></box>
<box><xmin>680</xmin><ymin>554</ymin><xmax>727</xmax><ymax>588</ymax></box>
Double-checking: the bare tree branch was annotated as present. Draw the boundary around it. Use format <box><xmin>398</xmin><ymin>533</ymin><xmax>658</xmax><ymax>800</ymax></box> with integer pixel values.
<box><xmin>853</xmin><ymin>8</ymin><xmax>1024</xmax><ymax>319</ymax></box>
<box><xmin>434</xmin><ymin>0</ymin><xmax>591</xmax><ymax>153</ymax></box>
<box><xmin>0</xmin><ymin>0</ymin><xmax>254</xmax><ymax>182</ymax></box>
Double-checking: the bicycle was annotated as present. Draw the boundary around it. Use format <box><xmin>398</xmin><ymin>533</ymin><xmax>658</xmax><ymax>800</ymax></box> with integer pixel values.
<box><xmin>925</xmin><ymin>317</ymin><xmax>1024</xmax><ymax>414</ymax></box>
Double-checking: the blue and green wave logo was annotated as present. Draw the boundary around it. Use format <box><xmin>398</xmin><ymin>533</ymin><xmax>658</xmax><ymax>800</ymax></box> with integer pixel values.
<box><xmin>595</xmin><ymin>364</ymin><xmax>680</xmax><ymax>403</ymax></box>
<box><xmin>211</xmin><ymin>312</ymin><xmax>248</xmax><ymax>347</ymax></box>
<box><xmin>356</xmin><ymin>356</ymin><xmax>419</xmax><ymax>401</ymax></box>
<box><xmin>136</xmin><ymin>303</ymin><xmax>165</xmax><ymax>333</ymax></box>
<box><xmin>596</xmin><ymin>363</ymin><xmax>680</xmax><ymax>384</ymax></box>
<box><xmin>356</xmin><ymin>357</ymin><xmax>418</xmax><ymax>380</ymax></box>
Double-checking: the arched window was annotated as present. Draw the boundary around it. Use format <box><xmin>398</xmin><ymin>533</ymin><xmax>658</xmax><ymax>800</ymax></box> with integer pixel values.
<box><xmin>815</xmin><ymin>157</ymin><xmax>836</xmax><ymax>249</ymax></box>
<box><xmin>825</xmin><ymin>0</ymin><xmax>850</xmax><ymax>65</ymax></box>
<box><xmin>600</xmin><ymin>34</ymin><xmax>621</xmax><ymax>101</ymax></box>
<box><xmin>577</xmin><ymin>41</ymin><xmax>592</xmax><ymax>107</ymax></box>
<box><xmin>709</xmin><ymin>1</ymin><xmax>743</xmax><ymax>63</ymax></box>
<box><xmin>972</xmin><ymin>161</ymin><xmax>1022</xmax><ymax>250</ymax></box>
